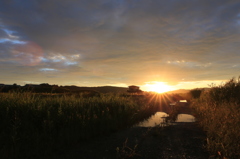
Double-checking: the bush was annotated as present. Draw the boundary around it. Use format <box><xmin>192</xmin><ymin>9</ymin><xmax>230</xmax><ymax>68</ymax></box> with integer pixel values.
<box><xmin>191</xmin><ymin>77</ymin><xmax>240</xmax><ymax>158</ymax></box>
<box><xmin>189</xmin><ymin>88</ymin><xmax>203</xmax><ymax>99</ymax></box>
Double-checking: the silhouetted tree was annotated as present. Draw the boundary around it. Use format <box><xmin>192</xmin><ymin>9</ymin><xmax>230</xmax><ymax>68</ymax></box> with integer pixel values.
<box><xmin>190</xmin><ymin>89</ymin><xmax>203</xmax><ymax>99</ymax></box>
<box><xmin>127</xmin><ymin>85</ymin><xmax>143</xmax><ymax>94</ymax></box>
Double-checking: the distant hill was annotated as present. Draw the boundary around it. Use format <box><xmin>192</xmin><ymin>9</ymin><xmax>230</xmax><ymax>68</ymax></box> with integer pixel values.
<box><xmin>94</xmin><ymin>86</ymin><xmax>129</xmax><ymax>93</ymax></box>
<box><xmin>166</xmin><ymin>89</ymin><xmax>190</xmax><ymax>94</ymax></box>
<box><xmin>1</xmin><ymin>83</ymin><xmax>211</xmax><ymax>94</ymax></box>
<box><xmin>0</xmin><ymin>83</ymin><xmax>129</xmax><ymax>93</ymax></box>
<box><xmin>63</xmin><ymin>86</ymin><xmax>128</xmax><ymax>93</ymax></box>
<box><xmin>167</xmin><ymin>87</ymin><xmax>210</xmax><ymax>94</ymax></box>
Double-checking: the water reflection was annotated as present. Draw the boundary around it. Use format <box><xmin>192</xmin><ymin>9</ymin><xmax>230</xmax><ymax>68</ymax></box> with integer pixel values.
<box><xmin>136</xmin><ymin>112</ymin><xmax>167</xmax><ymax>127</ymax></box>
<box><xmin>135</xmin><ymin>112</ymin><xmax>195</xmax><ymax>127</ymax></box>
<box><xmin>177</xmin><ymin>114</ymin><xmax>195</xmax><ymax>122</ymax></box>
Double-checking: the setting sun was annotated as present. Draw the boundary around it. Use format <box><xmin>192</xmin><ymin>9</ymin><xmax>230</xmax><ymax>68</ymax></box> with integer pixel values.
<box><xmin>142</xmin><ymin>81</ymin><xmax>175</xmax><ymax>93</ymax></box>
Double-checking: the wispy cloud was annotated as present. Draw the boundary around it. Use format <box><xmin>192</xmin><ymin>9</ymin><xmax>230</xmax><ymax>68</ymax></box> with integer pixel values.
<box><xmin>39</xmin><ymin>68</ymin><xmax>58</xmax><ymax>72</ymax></box>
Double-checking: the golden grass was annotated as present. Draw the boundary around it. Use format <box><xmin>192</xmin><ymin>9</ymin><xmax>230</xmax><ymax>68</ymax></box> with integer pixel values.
<box><xmin>191</xmin><ymin>77</ymin><xmax>240</xmax><ymax>159</ymax></box>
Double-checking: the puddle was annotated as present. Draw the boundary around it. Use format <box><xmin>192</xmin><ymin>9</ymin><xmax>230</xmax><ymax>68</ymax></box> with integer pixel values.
<box><xmin>135</xmin><ymin>112</ymin><xmax>168</xmax><ymax>127</ymax></box>
<box><xmin>177</xmin><ymin>114</ymin><xmax>195</xmax><ymax>122</ymax></box>
<box><xmin>134</xmin><ymin>112</ymin><xmax>195</xmax><ymax>127</ymax></box>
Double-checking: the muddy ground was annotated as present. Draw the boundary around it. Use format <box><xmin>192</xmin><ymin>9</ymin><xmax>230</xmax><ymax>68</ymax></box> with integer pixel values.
<box><xmin>48</xmin><ymin>121</ymin><xmax>209</xmax><ymax>159</ymax></box>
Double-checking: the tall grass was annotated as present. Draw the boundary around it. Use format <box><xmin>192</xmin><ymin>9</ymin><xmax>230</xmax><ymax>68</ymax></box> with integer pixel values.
<box><xmin>191</xmin><ymin>77</ymin><xmax>240</xmax><ymax>159</ymax></box>
<box><xmin>0</xmin><ymin>92</ymin><xmax>166</xmax><ymax>159</ymax></box>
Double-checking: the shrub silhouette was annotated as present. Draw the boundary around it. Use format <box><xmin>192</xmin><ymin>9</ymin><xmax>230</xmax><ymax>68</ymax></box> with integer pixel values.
<box><xmin>190</xmin><ymin>89</ymin><xmax>202</xmax><ymax>99</ymax></box>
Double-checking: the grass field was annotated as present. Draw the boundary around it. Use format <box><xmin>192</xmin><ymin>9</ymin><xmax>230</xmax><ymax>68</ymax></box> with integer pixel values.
<box><xmin>0</xmin><ymin>92</ymin><xmax>172</xmax><ymax>159</ymax></box>
<box><xmin>190</xmin><ymin>77</ymin><xmax>240</xmax><ymax>159</ymax></box>
<box><xmin>4</xmin><ymin>78</ymin><xmax>239</xmax><ymax>159</ymax></box>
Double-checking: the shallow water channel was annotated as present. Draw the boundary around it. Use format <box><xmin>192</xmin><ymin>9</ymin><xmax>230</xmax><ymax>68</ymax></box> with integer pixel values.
<box><xmin>135</xmin><ymin>112</ymin><xmax>195</xmax><ymax>127</ymax></box>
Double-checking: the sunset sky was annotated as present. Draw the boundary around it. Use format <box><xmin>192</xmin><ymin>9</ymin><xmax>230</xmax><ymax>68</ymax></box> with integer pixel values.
<box><xmin>0</xmin><ymin>0</ymin><xmax>240</xmax><ymax>91</ymax></box>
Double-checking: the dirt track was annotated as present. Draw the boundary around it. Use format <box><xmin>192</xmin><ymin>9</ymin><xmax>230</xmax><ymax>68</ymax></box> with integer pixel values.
<box><xmin>48</xmin><ymin>121</ymin><xmax>209</xmax><ymax>159</ymax></box>
<box><xmin>46</xmin><ymin>104</ymin><xmax>210</xmax><ymax>159</ymax></box>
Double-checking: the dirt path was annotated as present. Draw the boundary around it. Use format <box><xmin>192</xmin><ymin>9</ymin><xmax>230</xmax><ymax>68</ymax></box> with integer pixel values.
<box><xmin>48</xmin><ymin>121</ymin><xmax>209</xmax><ymax>159</ymax></box>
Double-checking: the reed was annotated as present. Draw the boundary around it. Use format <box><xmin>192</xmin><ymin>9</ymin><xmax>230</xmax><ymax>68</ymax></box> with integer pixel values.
<box><xmin>0</xmin><ymin>92</ymin><xmax>164</xmax><ymax>159</ymax></box>
<box><xmin>191</xmin><ymin>77</ymin><xmax>240</xmax><ymax>159</ymax></box>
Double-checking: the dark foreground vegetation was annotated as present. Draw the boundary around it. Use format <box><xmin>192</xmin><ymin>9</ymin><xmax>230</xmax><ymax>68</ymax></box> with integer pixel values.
<box><xmin>191</xmin><ymin>77</ymin><xmax>240</xmax><ymax>159</ymax></box>
<box><xmin>1</xmin><ymin>77</ymin><xmax>240</xmax><ymax>159</ymax></box>
<box><xmin>0</xmin><ymin>91</ymin><xmax>175</xmax><ymax>159</ymax></box>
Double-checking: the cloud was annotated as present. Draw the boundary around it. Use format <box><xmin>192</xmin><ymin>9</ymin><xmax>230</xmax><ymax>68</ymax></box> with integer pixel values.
<box><xmin>39</xmin><ymin>68</ymin><xmax>58</xmax><ymax>72</ymax></box>
<box><xmin>0</xmin><ymin>0</ymin><xmax>240</xmax><ymax>87</ymax></box>
<box><xmin>0</xmin><ymin>28</ymin><xmax>8</xmax><ymax>38</ymax></box>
